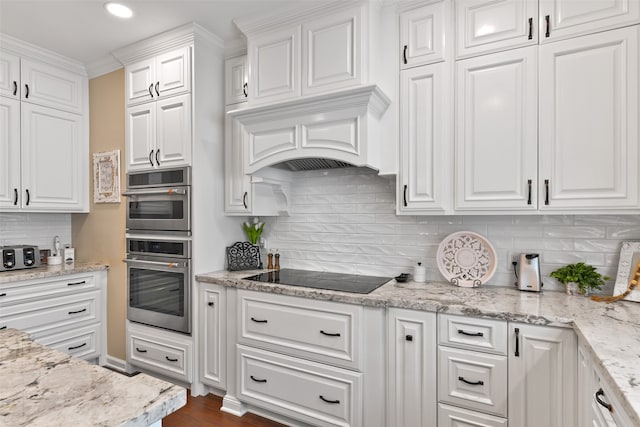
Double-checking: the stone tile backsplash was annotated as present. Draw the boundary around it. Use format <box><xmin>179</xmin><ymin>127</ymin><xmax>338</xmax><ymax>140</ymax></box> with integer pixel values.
<box><xmin>262</xmin><ymin>168</ymin><xmax>640</xmax><ymax>293</ymax></box>
<box><xmin>0</xmin><ymin>213</ymin><xmax>72</xmax><ymax>252</ymax></box>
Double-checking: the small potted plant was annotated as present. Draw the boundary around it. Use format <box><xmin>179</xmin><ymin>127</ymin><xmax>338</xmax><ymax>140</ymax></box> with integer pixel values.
<box><xmin>550</xmin><ymin>262</ymin><xmax>610</xmax><ymax>296</ymax></box>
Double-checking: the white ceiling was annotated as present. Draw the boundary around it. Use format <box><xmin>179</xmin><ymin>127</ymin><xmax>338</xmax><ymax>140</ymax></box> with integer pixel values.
<box><xmin>0</xmin><ymin>0</ymin><xmax>322</xmax><ymax>77</ymax></box>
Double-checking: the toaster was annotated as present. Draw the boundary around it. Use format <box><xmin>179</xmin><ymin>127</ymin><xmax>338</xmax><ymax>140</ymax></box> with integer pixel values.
<box><xmin>515</xmin><ymin>253</ymin><xmax>543</xmax><ymax>292</ymax></box>
<box><xmin>0</xmin><ymin>245</ymin><xmax>41</xmax><ymax>271</ymax></box>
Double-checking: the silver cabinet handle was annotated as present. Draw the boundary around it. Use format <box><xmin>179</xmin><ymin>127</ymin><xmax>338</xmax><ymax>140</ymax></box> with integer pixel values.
<box><xmin>122</xmin><ymin>188</ymin><xmax>186</xmax><ymax>196</ymax></box>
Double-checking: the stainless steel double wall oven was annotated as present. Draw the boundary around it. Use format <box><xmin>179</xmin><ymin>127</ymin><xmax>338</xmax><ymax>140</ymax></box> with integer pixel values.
<box><xmin>124</xmin><ymin>167</ymin><xmax>193</xmax><ymax>334</ymax></box>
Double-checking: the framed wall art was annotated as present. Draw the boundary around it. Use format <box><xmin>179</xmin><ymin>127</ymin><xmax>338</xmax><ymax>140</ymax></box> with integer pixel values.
<box><xmin>93</xmin><ymin>150</ymin><xmax>121</xmax><ymax>203</ymax></box>
<box><xmin>612</xmin><ymin>241</ymin><xmax>640</xmax><ymax>302</ymax></box>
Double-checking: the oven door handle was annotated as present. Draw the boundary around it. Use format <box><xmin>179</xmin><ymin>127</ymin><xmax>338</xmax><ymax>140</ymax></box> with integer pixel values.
<box><xmin>123</xmin><ymin>258</ymin><xmax>187</xmax><ymax>268</ymax></box>
<box><xmin>122</xmin><ymin>188</ymin><xmax>187</xmax><ymax>196</ymax></box>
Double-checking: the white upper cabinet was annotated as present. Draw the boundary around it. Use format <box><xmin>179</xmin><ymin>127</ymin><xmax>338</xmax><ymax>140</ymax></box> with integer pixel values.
<box><xmin>455</xmin><ymin>46</ymin><xmax>538</xmax><ymax>211</ymax></box>
<box><xmin>248</xmin><ymin>26</ymin><xmax>301</xmax><ymax>105</ymax></box>
<box><xmin>0</xmin><ymin>50</ymin><xmax>20</xmax><ymax>98</ymax></box>
<box><xmin>539</xmin><ymin>26</ymin><xmax>639</xmax><ymax>210</ymax></box>
<box><xmin>398</xmin><ymin>62</ymin><xmax>452</xmax><ymax>214</ymax></box>
<box><xmin>225</xmin><ymin>55</ymin><xmax>248</xmax><ymax>106</ymax></box>
<box><xmin>400</xmin><ymin>1</ymin><xmax>447</xmax><ymax>68</ymax></box>
<box><xmin>456</xmin><ymin>0</ymin><xmax>538</xmax><ymax>59</ymax></box>
<box><xmin>0</xmin><ymin>97</ymin><xmax>21</xmax><ymax>210</ymax></box>
<box><xmin>20</xmin><ymin>59</ymin><xmax>84</xmax><ymax>114</ymax></box>
<box><xmin>224</xmin><ymin>109</ymin><xmax>252</xmax><ymax>214</ymax></box>
<box><xmin>125</xmin><ymin>46</ymin><xmax>191</xmax><ymax>106</ymax></box>
<box><xmin>20</xmin><ymin>103</ymin><xmax>84</xmax><ymax>210</ymax></box>
<box><xmin>539</xmin><ymin>0</ymin><xmax>640</xmax><ymax>43</ymax></box>
<box><xmin>303</xmin><ymin>7</ymin><xmax>362</xmax><ymax>95</ymax></box>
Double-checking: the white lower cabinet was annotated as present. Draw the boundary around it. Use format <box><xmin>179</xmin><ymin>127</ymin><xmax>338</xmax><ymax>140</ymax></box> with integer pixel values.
<box><xmin>387</xmin><ymin>308</ymin><xmax>437</xmax><ymax>427</ymax></box>
<box><xmin>127</xmin><ymin>321</ymin><xmax>193</xmax><ymax>383</ymax></box>
<box><xmin>239</xmin><ymin>345</ymin><xmax>363</xmax><ymax>427</ymax></box>
<box><xmin>200</xmin><ymin>283</ymin><xmax>225</xmax><ymax>390</ymax></box>
<box><xmin>508</xmin><ymin>322</ymin><xmax>577</xmax><ymax>427</ymax></box>
<box><xmin>0</xmin><ymin>270</ymin><xmax>107</xmax><ymax>364</ymax></box>
<box><xmin>438</xmin><ymin>403</ymin><xmax>509</xmax><ymax>427</ymax></box>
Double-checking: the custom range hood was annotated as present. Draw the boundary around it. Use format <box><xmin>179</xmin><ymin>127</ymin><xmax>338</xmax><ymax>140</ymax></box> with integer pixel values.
<box><xmin>230</xmin><ymin>0</ymin><xmax>398</xmax><ymax>176</ymax></box>
<box><xmin>228</xmin><ymin>85</ymin><xmax>393</xmax><ymax>174</ymax></box>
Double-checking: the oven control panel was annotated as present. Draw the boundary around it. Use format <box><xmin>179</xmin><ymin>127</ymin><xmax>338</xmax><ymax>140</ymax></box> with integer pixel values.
<box><xmin>0</xmin><ymin>245</ymin><xmax>41</xmax><ymax>271</ymax></box>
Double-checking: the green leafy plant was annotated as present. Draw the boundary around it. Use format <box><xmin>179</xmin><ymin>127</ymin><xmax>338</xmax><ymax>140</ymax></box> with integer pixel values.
<box><xmin>550</xmin><ymin>262</ymin><xmax>610</xmax><ymax>294</ymax></box>
<box><xmin>243</xmin><ymin>219</ymin><xmax>264</xmax><ymax>245</ymax></box>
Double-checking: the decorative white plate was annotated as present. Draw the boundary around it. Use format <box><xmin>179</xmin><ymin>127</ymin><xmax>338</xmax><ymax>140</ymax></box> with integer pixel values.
<box><xmin>437</xmin><ymin>231</ymin><xmax>497</xmax><ymax>287</ymax></box>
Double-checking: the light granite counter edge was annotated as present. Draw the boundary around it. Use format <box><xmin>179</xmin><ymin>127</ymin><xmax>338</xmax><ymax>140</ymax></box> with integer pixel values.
<box><xmin>0</xmin><ymin>262</ymin><xmax>108</xmax><ymax>284</ymax></box>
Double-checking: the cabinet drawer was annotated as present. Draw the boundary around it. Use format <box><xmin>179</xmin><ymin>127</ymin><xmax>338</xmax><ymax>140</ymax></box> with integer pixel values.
<box><xmin>238</xmin><ymin>290</ymin><xmax>362</xmax><ymax>369</ymax></box>
<box><xmin>0</xmin><ymin>273</ymin><xmax>97</xmax><ymax>306</ymax></box>
<box><xmin>438</xmin><ymin>347</ymin><xmax>508</xmax><ymax>417</ymax></box>
<box><xmin>239</xmin><ymin>345</ymin><xmax>362</xmax><ymax>427</ymax></box>
<box><xmin>128</xmin><ymin>324</ymin><xmax>192</xmax><ymax>382</ymax></box>
<box><xmin>0</xmin><ymin>291</ymin><xmax>100</xmax><ymax>335</ymax></box>
<box><xmin>438</xmin><ymin>314</ymin><xmax>507</xmax><ymax>355</ymax></box>
<box><xmin>438</xmin><ymin>403</ymin><xmax>508</xmax><ymax>427</ymax></box>
<box><xmin>37</xmin><ymin>323</ymin><xmax>100</xmax><ymax>361</ymax></box>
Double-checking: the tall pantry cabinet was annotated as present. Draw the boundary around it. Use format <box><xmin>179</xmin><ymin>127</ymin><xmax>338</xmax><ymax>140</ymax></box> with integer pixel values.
<box><xmin>0</xmin><ymin>34</ymin><xmax>89</xmax><ymax>212</ymax></box>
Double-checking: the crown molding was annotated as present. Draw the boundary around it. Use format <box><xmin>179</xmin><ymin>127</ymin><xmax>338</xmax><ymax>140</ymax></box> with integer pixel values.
<box><xmin>112</xmin><ymin>22</ymin><xmax>224</xmax><ymax>65</ymax></box>
<box><xmin>224</xmin><ymin>37</ymin><xmax>247</xmax><ymax>59</ymax></box>
<box><xmin>0</xmin><ymin>33</ymin><xmax>87</xmax><ymax>76</ymax></box>
<box><xmin>86</xmin><ymin>55</ymin><xmax>123</xmax><ymax>79</ymax></box>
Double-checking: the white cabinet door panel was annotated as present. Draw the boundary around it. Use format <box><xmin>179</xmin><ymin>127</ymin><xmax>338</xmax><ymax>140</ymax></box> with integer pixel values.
<box><xmin>303</xmin><ymin>7</ymin><xmax>361</xmax><ymax>95</ymax></box>
<box><xmin>126</xmin><ymin>103</ymin><xmax>156</xmax><ymax>170</ymax></box>
<box><xmin>201</xmin><ymin>284</ymin><xmax>226</xmax><ymax>389</ymax></box>
<box><xmin>21</xmin><ymin>59</ymin><xmax>84</xmax><ymax>114</ymax></box>
<box><xmin>250</xmin><ymin>26</ymin><xmax>301</xmax><ymax>104</ymax></box>
<box><xmin>540</xmin><ymin>0</ymin><xmax>640</xmax><ymax>42</ymax></box>
<box><xmin>539</xmin><ymin>26</ymin><xmax>639</xmax><ymax>209</ymax></box>
<box><xmin>224</xmin><ymin>109</ymin><xmax>251</xmax><ymax>213</ymax></box>
<box><xmin>156</xmin><ymin>94</ymin><xmax>191</xmax><ymax>168</ymax></box>
<box><xmin>155</xmin><ymin>47</ymin><xmax>191</xmax><ymax>99</ymax></box>
<box><xmin>438</xmin><ymin>403</ymin><xmax>508</xmax><ymax>427</ymax></box>
<box><xmin>456</xmin><ymin>0</ymin><xmax>538</xmax><ymax>58</ymax></box>
<box><xmin>0</xmin><ymin>50</ymin><xmax>20</xmax><ymax>98</ymax></box>
<box><xmin>225</xmin><ymin>56</ymin><xmax>248</xmax><ymax>106</ymax></box>
<box><xmin>126</xmin><ymin>57</ymin><xmax>155</xmax><ymax>105</ymax></box>
<box><xmin>0</xmin><ymin>97</ymin><xmax>21</xmax><ymax>209</ymax></box>
<box><xmin>456</xmin><ymin>46</ymin><xmax>538</xmax><ymax>210</ymax></box>
<box><xmin>401</xmin><ymin>2</ymin><xmax>447</xmax><ymax>68</ymax></box>
<box><xmin>398</xmin><ymin>62</ymin><xmax>451</xmax><ymax>213</ymax></box>
<box><xmin>21</xmin><ymin>103</ymin><xmax>83</xmax><ymax>210</ymax></box>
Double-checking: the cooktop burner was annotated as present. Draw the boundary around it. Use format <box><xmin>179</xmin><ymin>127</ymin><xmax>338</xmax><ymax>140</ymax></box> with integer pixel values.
<box><xmin>244</xmin><ymin>269</ymin><xmax>392</xmax><ymax>294</ymax></box>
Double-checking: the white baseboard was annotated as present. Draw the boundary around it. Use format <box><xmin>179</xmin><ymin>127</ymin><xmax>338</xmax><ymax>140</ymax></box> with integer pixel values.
<box><xmin>104</xmin><ymin>355</ymin><xmax>136</xmax><ymax>374</ymax></box>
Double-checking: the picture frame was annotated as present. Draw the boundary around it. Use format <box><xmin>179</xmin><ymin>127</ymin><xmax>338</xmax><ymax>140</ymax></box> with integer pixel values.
<box><xmin>612</xmin><ymin>241</ymin><xmax>640</xmax><ymax>302</ymax></box>
<box><xmin>93</xmin><ymin>150</ymin><xmax>121</xmax><ymax>203</ymax></box>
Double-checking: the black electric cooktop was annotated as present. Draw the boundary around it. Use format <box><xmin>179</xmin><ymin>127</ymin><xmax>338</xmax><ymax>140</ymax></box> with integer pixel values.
<box><xmin>244</xmin><ymin>269</ymin><xmax>392</xmax><ymax>294</ymax></box>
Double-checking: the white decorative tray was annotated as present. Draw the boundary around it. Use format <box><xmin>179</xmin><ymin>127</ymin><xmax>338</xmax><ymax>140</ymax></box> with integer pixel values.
<box><xmin>437</xmin><ymin>231</ymin><xmax>497</xmax><ymax>287</ymax></box>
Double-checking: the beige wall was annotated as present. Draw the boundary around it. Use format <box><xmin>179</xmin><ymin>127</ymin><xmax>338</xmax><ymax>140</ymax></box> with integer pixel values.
<box><xmin>72</xmin><ymin>69</ymin><xmax>127</xmax><ymax>360</ymax></box>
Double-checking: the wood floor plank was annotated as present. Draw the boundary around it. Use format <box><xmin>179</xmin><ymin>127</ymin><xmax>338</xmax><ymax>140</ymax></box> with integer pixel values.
<box><xmin>163</xmin><ymin>393</ymin><xmax>286</xmax><ymax>427</ymax></box>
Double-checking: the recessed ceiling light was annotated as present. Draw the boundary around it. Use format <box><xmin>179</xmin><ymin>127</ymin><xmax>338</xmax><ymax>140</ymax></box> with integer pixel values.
<box><xmin>104</xmin><ymin>2</ymin><xmax>133</xmax><ymax>19</ymax></box>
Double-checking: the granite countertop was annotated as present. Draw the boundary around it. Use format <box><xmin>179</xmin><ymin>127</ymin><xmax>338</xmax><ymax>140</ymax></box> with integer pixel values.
<box><xmin>197</xmin><ymin>269</ymin><xmax>640</xmax><ymax>425</ymax></box>
<box><xmin>0</xmin><ymin>262</ymin><xmax>109</xmax><ymax>284</ymax></box>
<box><xmin>0</xmin><ymin>329</ymin><xmax>186</xmax><ymax>427</ymax></box>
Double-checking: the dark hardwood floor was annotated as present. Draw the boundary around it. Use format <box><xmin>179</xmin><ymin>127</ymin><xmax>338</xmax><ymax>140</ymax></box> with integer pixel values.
<box><xmin>163</xmin><ymin>393</ymin><xmax>287</xmax><ymax>427</ymax></box>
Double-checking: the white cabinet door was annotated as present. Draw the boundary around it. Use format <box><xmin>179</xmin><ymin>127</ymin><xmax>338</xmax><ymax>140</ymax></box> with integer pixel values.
<box><xmin>388</xmin><ymin>308</ymin><xmax>437</xmax><ymax>427</ymax></box>
<box><xmin>201</xmin><ymin>284</ymin><xmax>226</xmax><ymax>389</ymax></box>
<box><xmin>21</xmin><ymin>58</ymin><xmax>84</xmax><ymax>114</ymax></box>
<box><xmin>398</xmin><ymin>62</ymin><xmax>452</xmax><ymax>213</ymax></box>
<box><xmin>302</xmin><ymin>7</ymin><xmax>361</xmax><ymax>95</ymax></box>
<box><xmin>438</xmin><ymin>403</ymin><xmax>508</xmax><ymax>427</ymax></box>
<box><xmin>224</xmin><ymin>109</ymin><xmax>252</xmax><ymax>214</ymax></box>
<box><xmin>155</xmin><ymin>94</ymin><xmax>191</xmax><ymax>169</ymax></box>
<box><xmin>539</xmin><ymin>26</ymin><xmax>639</xmax><ymax>210</ymax></box>
<box><xmin>539</xmin><ymin>0</ymin><xmax>640</xmax><ymax>43</ymax></box>
<box><xmin>155</xmin><ymin>47</ymin><xmax>191</xmax><ymax>99</ymax></box>
<box><xmin>0</xmin><ymin>50</ymin><xmax>20</xmax><ymax>98</ymax></box>
<box><xmin>125</xmin><ymin>57</ymin><xmax>155</xmax><ymax>105</ymax></box>
<box><xmin>249</xmin><ymin>26</ymin><xmax>301</xmax><ymax>105</ymax></box>
<box><xmin>21</xmin><ymin>103</ymin><xmax>84</xmax><ymax>210</ymax></box>
<box><xmin>455</xmin><ymin>46</ymin><xmax>538</xmax><ymax>211</ymax></box>
<box><xmin>126</xmin><ymin>103</ymin><xmax>156</xmax><ymax>171</ymax></box>
<box><xmin>0</xmin><ymin>97</ymin><xmax>21</xmax><ymax>210</ymax></box>
<box><xmin>225</xmin><ymin>56</ymin><xmax>248</xmax><ymax>106</ymax></box>
<box><xmin>456</xmin><ymin>0</ymin><xmax>538</xmax><ymax>59</ymax></box>
<box><xmin>400</xmin><ymin>1</ymin><xmax>447</xmax><ymax>68</ymax></box>
<box><xmin>508</xmin><ymin>323</ymin><xmax>577</xmax><ymax>427</ymax></box>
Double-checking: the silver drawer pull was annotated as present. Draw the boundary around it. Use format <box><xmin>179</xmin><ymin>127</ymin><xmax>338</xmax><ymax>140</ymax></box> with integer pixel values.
<box><xmin>457</xmin><ymin>329</ymin><xmax>483</xmax><ymax>337</ymax></box>
<box><xmin>458</xmin><ymin>376</ymin><xmax>484</xmax><ymax>386</ymax></box>
<box><xmin>251</xmin><ymin>317</ymin><xmax>267</xmax><ymax>323</ymax></box>
<box><xmin>68</xmin><ymin>342</ymin><xmax>87</xmax><ymax>351</ymax></box>
<box><xmin>320</xmin><ymin>330</ymin><xmax>341</xmax><ymax>337</ymax></box>
<box><xmin>250</xmin><ymin>375</ymin><xmax>267</xmax><ymax>383</ymax></box>
<box><xmin>319</xmin><ymin>395</ymin><xmax>340</xmax><ymax>404</ymax></box>
<box><xmin>68</xmin><ymin>308</ymin><xmax>87</xmax><ymax>315</ymax></box>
